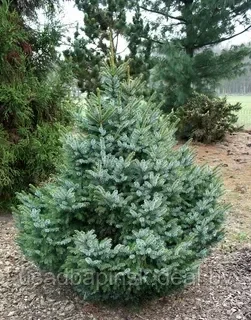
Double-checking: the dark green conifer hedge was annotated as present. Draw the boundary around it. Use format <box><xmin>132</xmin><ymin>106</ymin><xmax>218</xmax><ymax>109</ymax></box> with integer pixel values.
<box><xmin>0</xmin><ymin>1</ymin><xmax>74</xmax><ymax>204</ymax></box>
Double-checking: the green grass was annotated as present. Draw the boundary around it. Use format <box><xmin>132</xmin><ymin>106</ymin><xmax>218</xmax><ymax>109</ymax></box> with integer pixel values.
<box><xmin>225</xmin><ymin>95</ymin><xmax>251</xmax><ymax>128</ymax></box>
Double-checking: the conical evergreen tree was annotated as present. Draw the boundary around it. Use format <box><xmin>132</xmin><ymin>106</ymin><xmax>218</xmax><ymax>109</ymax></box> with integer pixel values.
<box><xmin>15</xmin><ymin>59</ymin><xmax>227</xmax><ymax>301</ymax></box>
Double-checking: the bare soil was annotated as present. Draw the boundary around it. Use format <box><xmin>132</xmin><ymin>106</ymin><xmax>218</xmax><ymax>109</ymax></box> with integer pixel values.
<box><xmin>193</xmin><ymin>131</ymin><xmax>251</xmax><ymax>246</ymax></box>
<box><xmin>0</xmin><ymin>131</ymin><xmax>251</xmax><ymax>320</ymax></box>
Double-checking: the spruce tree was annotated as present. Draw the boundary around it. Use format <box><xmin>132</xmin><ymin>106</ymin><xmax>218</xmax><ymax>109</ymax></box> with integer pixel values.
<box><xmin>15</xmin><ymin>58</ymin><xmax>227</xmax><ymax>301</ymax></box>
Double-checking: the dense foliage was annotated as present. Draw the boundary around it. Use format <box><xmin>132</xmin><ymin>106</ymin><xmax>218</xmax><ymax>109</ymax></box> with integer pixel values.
<box><xmin>176</xmin><ymin>93</ymin><xmax>242</xmax><ymax>143</ymax></box>
<box><xmin>147</xmin><ymin>0</ymin><xmax>251</xmax><ymax>110</ymax></box>
<box><xmin>15</xmin><ymin>60</ymin><xmax>227</xmax><ymax>302</ymax></box>
<box><xmin>64</xmin><ymin>0</ymin><xmax>152</xmax><ymax>94</ymax></box>
<box><xmin>0</xmin><ymin>1</ymin><xmax>74</xmax><ymax>204</ymax></box>
<box><xmin>154</xmin><ymin>43</ymin><xmax>250</xmax><ymax>111</ymax></box>
<box><xmin>65</xmin><ymin>0</ymin><xmax>251</xmax><ymax>110</ymax></box>
<box><xmin>4</xmin><ymin>0</ymin><xmax>68</xmax><ymax>18</ymax></box>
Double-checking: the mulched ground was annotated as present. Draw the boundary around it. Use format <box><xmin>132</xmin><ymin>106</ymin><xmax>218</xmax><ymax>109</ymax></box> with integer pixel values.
<box><xmin>1</xmin><ymin>132</ymin><xmax>251</xmax><ymax>320</ymax></box>
<box><xmin>0</xmin><ymin>214</ymin><xmax>250</xmax><ymax>320</ymax></box>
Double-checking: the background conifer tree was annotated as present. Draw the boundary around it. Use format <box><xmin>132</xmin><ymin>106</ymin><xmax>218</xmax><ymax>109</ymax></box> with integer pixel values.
<box><xmin>137</xmin><ymin>0</ymin><xmax>251</xmax><ymax>110</ymax></box>
<box><xmin>64</xmin><ymin>0</ymin><xmax>152</xmax><ymax>94</ymax></box>
<box><xmin>69</xmin><ymin>0</ymin><xmax>251</xmax><ymax>109</ymax></box>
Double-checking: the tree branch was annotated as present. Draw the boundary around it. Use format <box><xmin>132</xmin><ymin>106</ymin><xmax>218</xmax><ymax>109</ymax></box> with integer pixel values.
<box><xmin>149</xmin><ymin>37</ymin><xmax>163</xmax><ymax>45</ymax></box>
<box><xmin>133</xmin><ymin>33</ymin><xmax>163</xmax><ymax>46</ymax></box>
<box><xmin>194</xmin><ymin>25</ymin><xmax>251</xmax><ymax>49</ymax></box>
<box><xmin>169</xmin><ymin>22</ymin><xmax>186</xmax><ymax>27</ymax></box>
<box><xmin>117</xmin><ymin>45</ymin><xmax>129</xmax><ymax>55</ymax></box>
<box><xmin>139</xmin><ymin>6</ymin><xmax>186</xmax><ymax>23</ymax></box>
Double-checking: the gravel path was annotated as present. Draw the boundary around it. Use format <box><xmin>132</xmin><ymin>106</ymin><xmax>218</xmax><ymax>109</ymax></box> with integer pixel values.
<box><xmin>0</xmin><ymin>214</ymin><xmax>251</xmax><ymax>320</ymax></box>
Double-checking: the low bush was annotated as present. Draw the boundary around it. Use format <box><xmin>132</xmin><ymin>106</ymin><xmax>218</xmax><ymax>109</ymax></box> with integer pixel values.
<box><xmin>176</xmin><ymin>93</ymin><xmax>242</xmax><ymax>143</ymax></box>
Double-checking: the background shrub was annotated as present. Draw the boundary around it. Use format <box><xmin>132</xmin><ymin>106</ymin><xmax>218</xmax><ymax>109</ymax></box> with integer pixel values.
<box><xmin>15</xmin><ymin>62</ymin><xmax>227</xmax><ymax>302</ymax></box>
<box><xmin>176</xmin><ymin>93</ymin><xmax>242</xmax><ymax>143</ymax></box>
<box><xmin>0</xmin><ymin>2</ymin><xmax>74</xmax><ymax>205</ymax></box>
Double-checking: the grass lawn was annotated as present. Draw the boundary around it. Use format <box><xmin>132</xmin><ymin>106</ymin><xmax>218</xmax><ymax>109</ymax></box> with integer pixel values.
<box><xmin>225</xmin><ymin>95</ymin><xmax>251</xmax><ymax>128</ymax></box>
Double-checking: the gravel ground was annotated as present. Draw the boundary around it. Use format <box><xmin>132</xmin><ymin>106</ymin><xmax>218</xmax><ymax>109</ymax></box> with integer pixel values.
<box><xmin>0</xmin><ymin>213</ymin><xmax>251</xmax><ymax>320</ymax></box>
